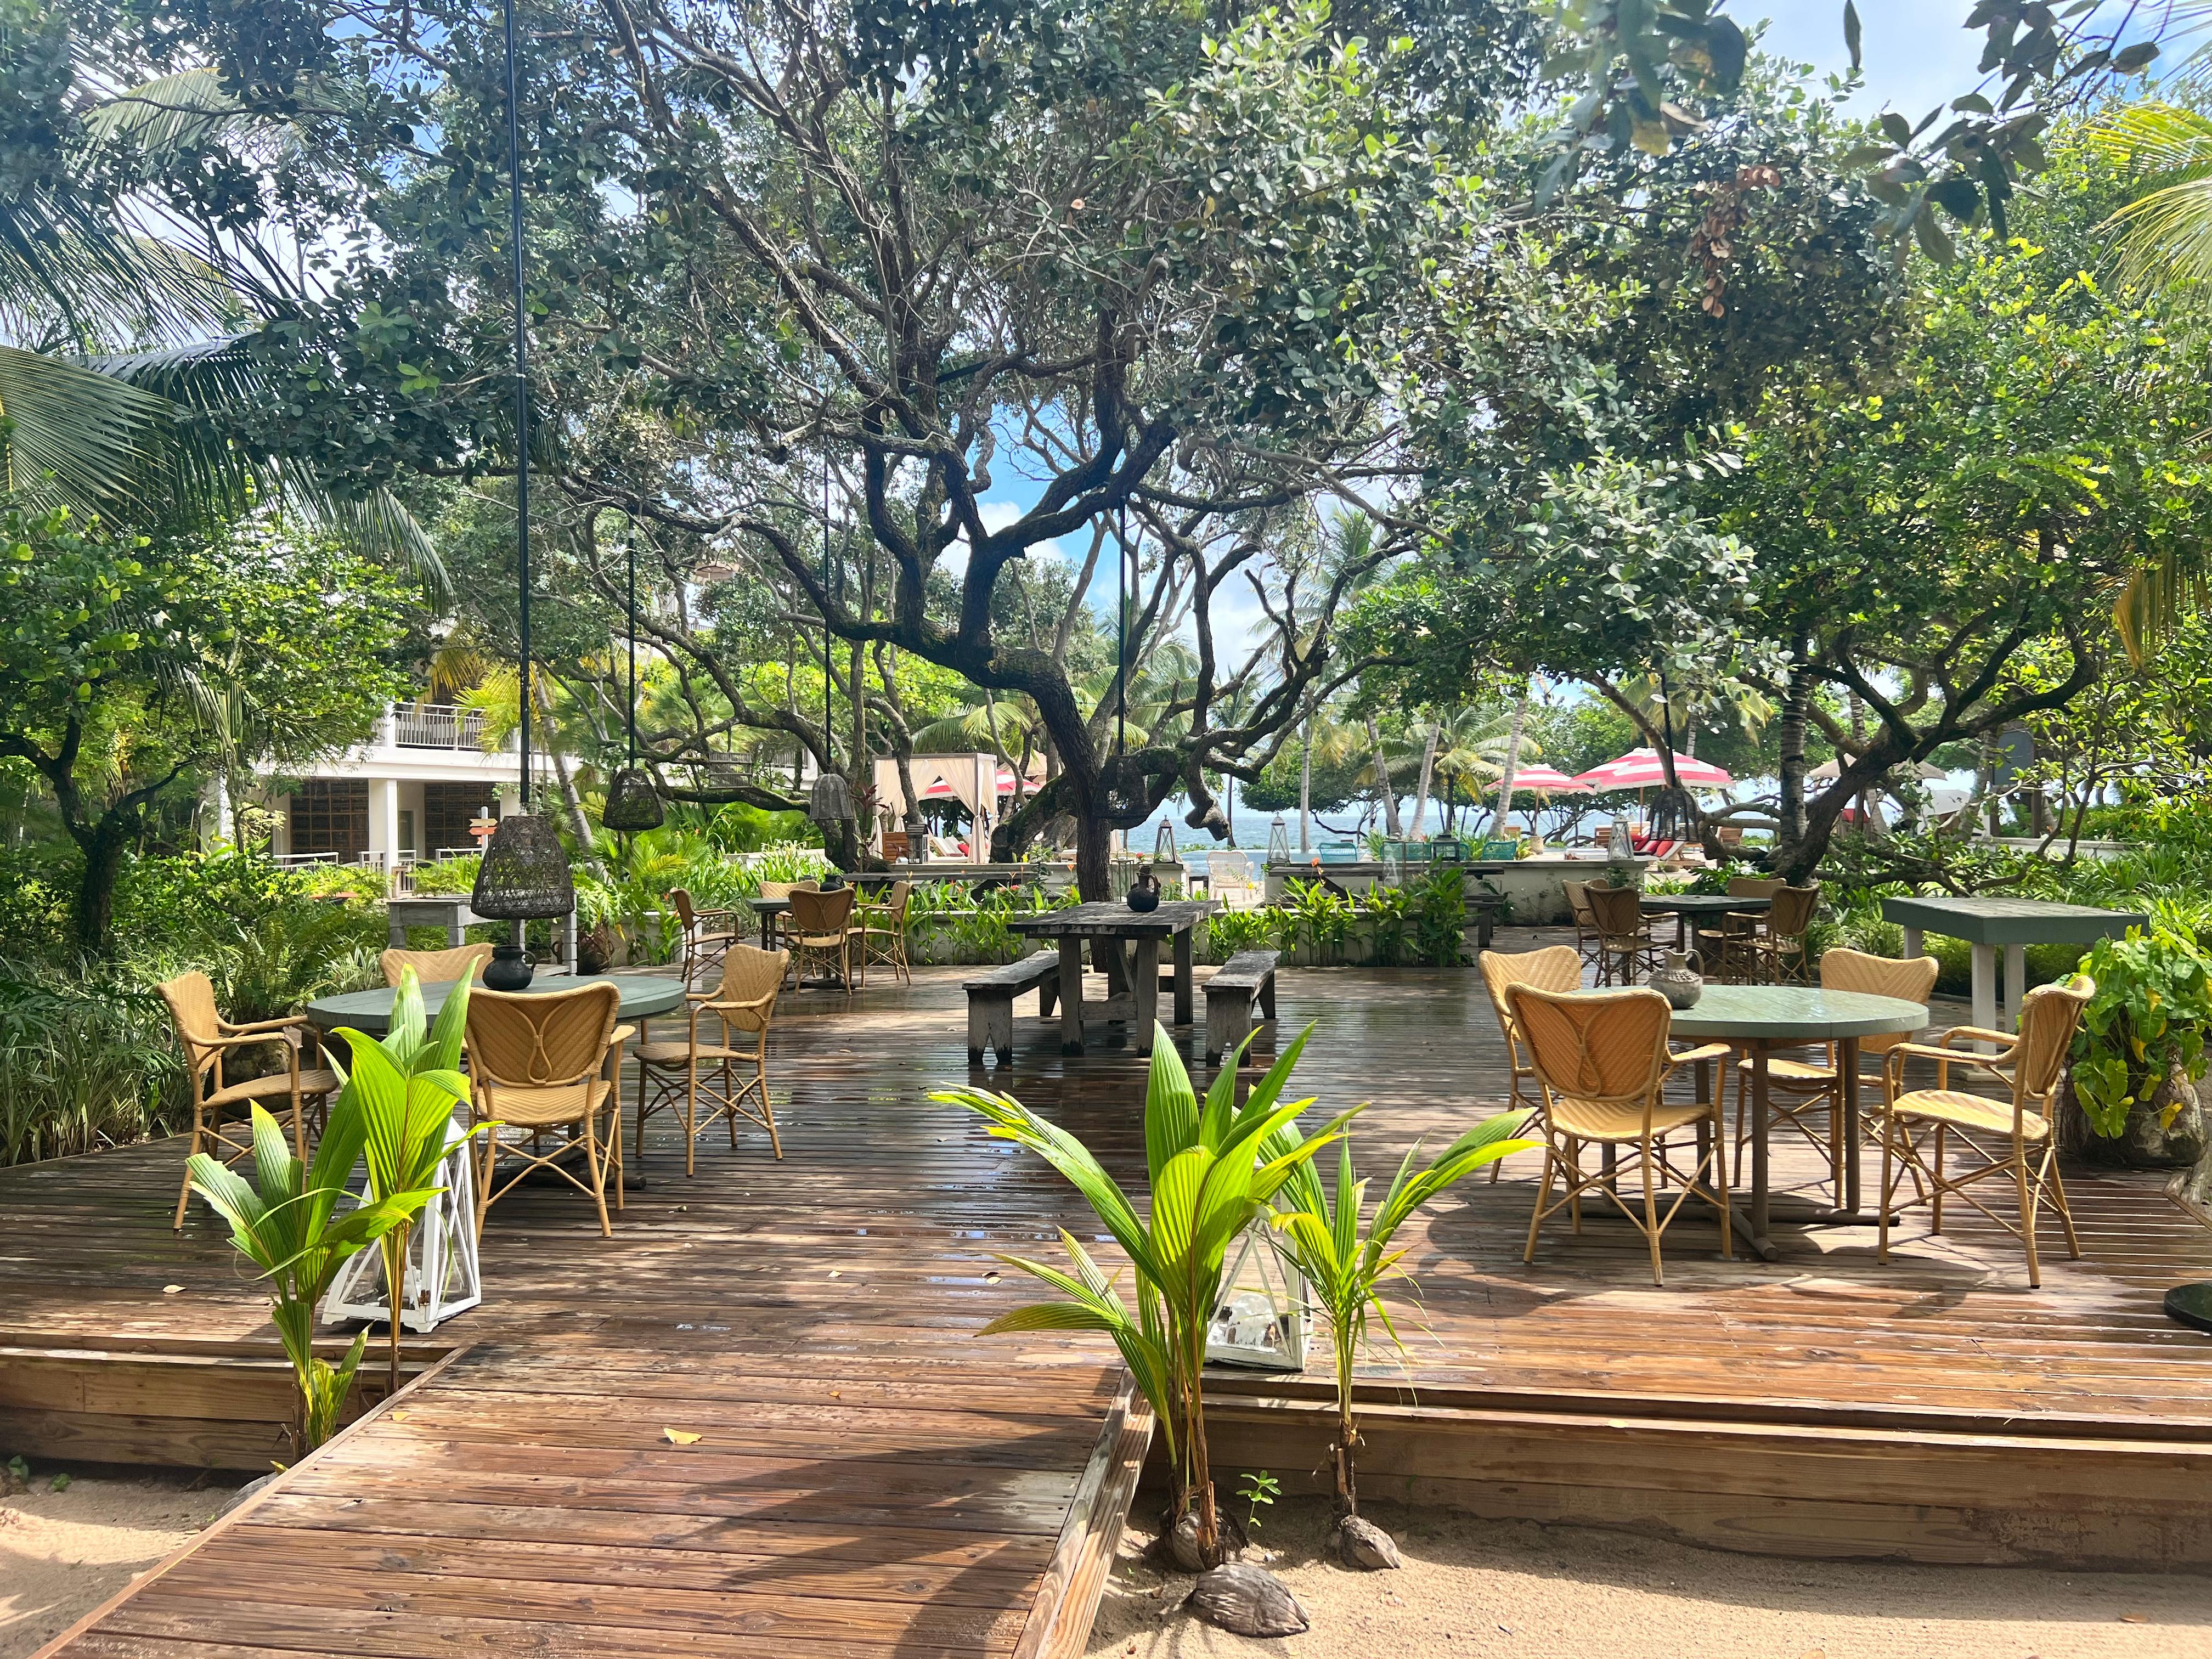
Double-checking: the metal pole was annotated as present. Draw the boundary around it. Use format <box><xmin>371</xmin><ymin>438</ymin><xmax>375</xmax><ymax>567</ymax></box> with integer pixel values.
<box><xmin>504</xmin><ymin>0</ymin><xmax>532</xmax><ymax>810</ymax></box>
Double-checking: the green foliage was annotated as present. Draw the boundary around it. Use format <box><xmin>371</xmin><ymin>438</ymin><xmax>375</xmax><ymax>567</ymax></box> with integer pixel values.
<box><xmin>934</xmin><ymin>1029</ymin><xmax>1353</xmax><ymax>1566</ymax></box>
<box><xmin>0</xmin><ymin>958</ymin><xmax>182</xmax><ymax>1166</ymax></box>
<box><xmin>187</xmin><ymin>1096</ymin><xmax>439</xmax><ymax>1458</ymax></box>
<box><xmin>1280</xmin><ymin>878</ymin><xmax>1353</xmax><ymax>965</ymax></box>
<box><xmin>1235</xmin><ymin>1470</ymin><xmax>1280</xmax><ymax>1533</ymax></box>
<box><xmin>1411</xmin><ymin>868</ymin><xmax>1468</xmax><ymax>967</ymax></box>
<box><xmin>2070</xmin><ymin>928</ymin><xmax>2212</xmax><ymax>1139</ymax></box>
<box><xmin>1268</xmin><ymin>1118</ymin><xmax>1535</xmax><ymax>1510</ymax></box>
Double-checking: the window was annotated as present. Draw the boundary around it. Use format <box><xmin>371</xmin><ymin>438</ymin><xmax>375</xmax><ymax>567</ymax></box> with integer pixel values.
<box><xmin>398</xmin><ymin>809</ymin><xmax>417</xmax><ymax>860</ymax></box>
<box><xmin>289</xmin><ymin>780</ymin><xmax>368</xmax><ymax>860</ymax></box>
<box><xmin>424</xmin><ymin>783</ymin><xmax>494</xmax><ymax>857</ymax></box>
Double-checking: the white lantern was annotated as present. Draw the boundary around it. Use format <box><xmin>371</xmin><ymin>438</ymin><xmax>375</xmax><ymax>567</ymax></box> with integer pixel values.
<box><xmin>1205</xmin><ymin>1222</ymin><xmax>1306</xmax><ymax>1372</ymax></box>
<box><xmin>321</xmin><ymin>1119</ymin><xmax>481</xmax><ymax>1334</ymax></box>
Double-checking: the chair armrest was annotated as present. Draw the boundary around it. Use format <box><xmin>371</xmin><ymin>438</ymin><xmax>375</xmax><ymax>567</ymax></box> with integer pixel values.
<box><xmin>1886</xmin><ymin>1041</ymin><xmax>1994</xmax><ymax>1066</ymax></box>
<box><xmin>1939</xmin><ymin>1026</ymin><xmax>2017</xmax><ymax>1052</ymax></box>
<box><xmin>199</xmin><ymin>1029</ymin><xmax>301</xmax><ymax>1051</ymax></box>
<box><xmin>610</xmin><ymin>1023</ymin><xmax>636</xmax><ymax>1047</ymax></box>
<box><xmin>1665</xmin><ymin>1041</ymin><xmax>1734</xmax><ymax>1068</ymax></box>
<box><xmin>701</xmin><ymin>992</ymin><xmax>777</xmax><ymax>1014</ymax></box>
<box><xmin>219</xmin><ymin>1013</ymin><xmax>308</xmax><ymax>1035</ymax></box>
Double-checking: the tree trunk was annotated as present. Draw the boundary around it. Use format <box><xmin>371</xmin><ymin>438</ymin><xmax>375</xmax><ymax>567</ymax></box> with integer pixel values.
<box><xmin>1074</xmin><ymin>808</ymin><xmax>1112</xmax><ymax>902</ymax></box>
<box><xmin>1489</xmin><ymin>696</ymin><xmax>1528</xmax><ymax>839</ymax></box>
<box><xmin>1366</xmin><ymin>717</ymin><xmax>1401</xmax><ymax>838</ymax></box>
<box><xmin>1774</xmin><ymin>664</ymin><xmax>1812</xmax><ymax>878</ymax></box>
<box><xmin>1298</xmin><ymin>715</ymin><xmax>1312</xmax><ymax>855</ymax></box>
<box><xmin>72</xmin><ymin>819</ymin><xmax>129</xmax><ymax>957</ymax></box>
<box><xmin>1410</xmin><ymin>723</ymin><xmax>1439</xmax><ymax>840</ymax></box>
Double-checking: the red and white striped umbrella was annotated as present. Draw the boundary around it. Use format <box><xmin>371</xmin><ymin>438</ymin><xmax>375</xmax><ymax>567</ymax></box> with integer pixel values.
<box><xmin>1573</xmin><ymin>747</ymin><xmax>1734</xmax><ymax>791</ymax></box>
<box><xmin>1499</xmin><ymin>764</ymin><xmax>1592</xmax><ymax>795</ymax></box>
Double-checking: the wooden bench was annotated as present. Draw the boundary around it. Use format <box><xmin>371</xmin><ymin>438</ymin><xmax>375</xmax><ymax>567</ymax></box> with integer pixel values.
<box><xmin>1205</xmin><ymin>949</ymin><xmax>1280</xmax><ymax>1063</ymax></box>
<box><xmin>964</xmin><ymin>952</ymin><xmax>1062</xmax><ymax>1063</ymax></box>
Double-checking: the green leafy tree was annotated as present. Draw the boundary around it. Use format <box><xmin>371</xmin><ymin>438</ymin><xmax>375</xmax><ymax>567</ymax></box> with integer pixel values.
<box><xmin>0</xmin><ymin>504</ymin><xmax>409</xmax><ymax>950</ymax></box>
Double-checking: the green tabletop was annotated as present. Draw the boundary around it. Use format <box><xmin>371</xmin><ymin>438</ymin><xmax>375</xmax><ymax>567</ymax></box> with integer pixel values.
<box><xmin>1880</xmin><ymin>894</ymin><xmax>2144</xmax><ymax>946</ymax></box>
<box><xmin>1666</xmin><ymin>986</ymin><xmax>1928</xmax><ymax>1042</ymax></box>
<box><xmin>306</xmin><ymin>971</ymin><xmax>686</xmax><ymax>1035</ymax></box>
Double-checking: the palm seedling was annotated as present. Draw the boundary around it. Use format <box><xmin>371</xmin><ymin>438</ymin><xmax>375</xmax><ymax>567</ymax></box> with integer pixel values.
<box><xmin>324</xmin><ymin>969</ymin><xmax>485</xmax><ymax>1393</ymax></box>
<box><xmin>935</xmin><ymin>1026</ymin><xmax>1353</xmax><ymax>1574</ymax></box>
<box><xmin>186</xmin><ymin>1102</ymin><xmax>441</xmax><ymax>1458</ymax></box>
<box><xmin>1267</xmin><ymin>1116</ymin><xmax>1538</xmax><ymax>1561</ymax></box>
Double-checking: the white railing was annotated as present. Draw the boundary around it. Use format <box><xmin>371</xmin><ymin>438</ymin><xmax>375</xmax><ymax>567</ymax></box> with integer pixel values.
<box><xmin>389</xmin><ymin>705</ymin><xmax>492</xmax><ymax>750</ymax></box>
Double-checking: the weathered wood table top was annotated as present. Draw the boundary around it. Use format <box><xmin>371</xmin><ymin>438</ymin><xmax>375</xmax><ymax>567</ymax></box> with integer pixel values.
<box><xmin>1008</xmin><ymin>898</ymin><xmax>1217</xmax><ymax>937</ymax></box>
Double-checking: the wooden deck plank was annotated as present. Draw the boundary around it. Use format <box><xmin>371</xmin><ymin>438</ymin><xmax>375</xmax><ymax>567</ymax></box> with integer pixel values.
<box><xmin>8</xmin><ymin>941</ymin><xmax>2212</xmax><ymax>1658</ymax></box>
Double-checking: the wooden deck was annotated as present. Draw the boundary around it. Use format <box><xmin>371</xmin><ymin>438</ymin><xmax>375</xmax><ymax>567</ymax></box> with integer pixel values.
<box><xmin>7</xmin><ymin>945</ymin><xmax>2212</xmax><ymax>1659</ymax></box>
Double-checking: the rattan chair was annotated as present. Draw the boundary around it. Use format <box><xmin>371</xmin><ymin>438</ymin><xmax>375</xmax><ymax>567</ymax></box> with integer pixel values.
<box><xmin>465</xmin><ymin>980</ymin><xmax>631</xmax><ymax>1237</ymax></box>
<box><xmin>851</xmin><ymin>879</ymin><xmax>912</xmax><ymax>987</ymax></box>
<box><xmin>1876</xmin><ymin>977</ymin><xmax>2093</xmax><ymax>1288</ymax></box>
<box><xmin>1477</xmin><ymin>945</ymin><xmax>1584</xmax><ymax>1183</ymax></box>
<box><xmin>1506</xmin><ymin>984</ymin><xmax>1734</xmax><ymax>1285</ymax></box>
<box><xmin>1747</xmin><ymin>884</ymin><xmax>1821</xmax><ymax>984</ymax></box>
<box><xmin>379</xmin><ymin>943</ymin><xmax>494</xmax><ymax>988</ymax></box>
<box><xmin>159</xmin><ymin>972</ymin><xmax>340</xmax><ymax>1230</ymax></box>
<box><xmin>786</xmin><ymin>885</ymin><xmax>857</xmax><ymax>995</ymax></box>
<box><xmin>1583</xmin><ymin>883</ymin><xmax>1658</xmax><ymax>986</ymax></box>
<box><xmin>1733</xmin><ymin>947</ymin><xmax>1938</xmax><ymax>1188</ymax></box>
<box><xmin>634</xmin><ymin>944</ymin><xmax>788</xmax><ymax>1175</ymax></box>
<box><xmin>1563</xmin><ymin>881</ymin><xmax>1606</xmax><ymax>977</ymax></box>
<box><xmin>1695</xmin><ymin>876</ymin><xmax>1786</xmax><ymax>981</ymax></box>
<box><xmin>667</xmin><ymin>888</ymin><xmax>744</xmax><ymax>987</ymax></box>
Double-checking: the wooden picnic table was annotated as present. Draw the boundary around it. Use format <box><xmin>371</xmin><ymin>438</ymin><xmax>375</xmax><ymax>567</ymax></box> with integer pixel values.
<box><xmin>1008</xmin><ymin>899</ymin><xmax>1217</xmax><ymax>1056</ymax></box>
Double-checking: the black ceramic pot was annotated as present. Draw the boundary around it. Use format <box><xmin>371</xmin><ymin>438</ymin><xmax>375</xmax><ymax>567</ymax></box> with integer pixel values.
<box><xmin>1127</xmin><ymin>881</ymin><xmax>1161</xmax><ymax>913</ymax></box>
<box><xmin>483</xmin><ymin>942</ymin><xmax>535</xmax><ymax>991</ymax></box>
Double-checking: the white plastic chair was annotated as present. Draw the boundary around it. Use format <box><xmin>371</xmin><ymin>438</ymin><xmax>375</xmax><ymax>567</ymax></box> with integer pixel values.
<box><xmin>1207</xmin><ymin>850</ymin><xmax>1261</xmax><ymax>910</ymax></box>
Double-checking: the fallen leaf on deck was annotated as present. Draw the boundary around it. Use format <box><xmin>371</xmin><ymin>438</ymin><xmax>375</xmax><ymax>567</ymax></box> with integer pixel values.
<box><xmin>162</xmin><ymin>1285</ymin><xmax>183</xmax><ymax>1295</ymax></box>
<box><xmin>390</xmin><ymin>1410</ymin><xmax>410</xmax><ymax>1421</ymax></box>
<box><xmin>663</xmin><ymin>1427</ymin><xmax>703</xmax><ymax>1445</ymax></box>
<box><xmin>828</xmin><ymin>1268</ymin><xmax>842</xmax><ymax>1277</ymax></box>
<box><xmin>2120</xmin><ymin>1616</ymin><xmax>2146</xmax><ymax>1625</ymax></box>
<box><xmin>984</xmin><ymin>1271</ymin><xmax>1001</xmax><ymax>1283</ymax></box>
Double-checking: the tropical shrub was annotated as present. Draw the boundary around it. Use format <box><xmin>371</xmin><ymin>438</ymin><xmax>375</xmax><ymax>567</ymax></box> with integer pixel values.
<box><xmin>2070</xmin><ymin>928</ymin><xmax>2212</xmax><ymax>1139</ymax></box>
<box><xmin>936</xmin><ymin>1030</ymin><xmax>1352</xmax><ymax>1570</ymax></box>
<box><xmin>0</xmin><ymin>962</ymin><xmax>185</xmax><ymax>1166</ymax></box>
<box><xmin>1410</xmin><ymin>868</ymin><xmax>1468</xmax><ymax>967</ymax></box>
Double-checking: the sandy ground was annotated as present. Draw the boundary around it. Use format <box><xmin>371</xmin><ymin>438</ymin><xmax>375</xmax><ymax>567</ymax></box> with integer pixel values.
<box><xmin>0</xmin><ymin>1465</ymin><xmax>222</xmax><ymax>1659</ymax></box>
<box><xmin>1086</xmin><ymin>1499</ymin><xmax>2212</xmax><ymax>1659</ymax></box>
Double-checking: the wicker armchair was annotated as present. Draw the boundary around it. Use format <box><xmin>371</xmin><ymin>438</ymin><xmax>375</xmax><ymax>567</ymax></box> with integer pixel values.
<box><xmin>1562</xmin><ymin>881</ymin><xmax>1606</xmax><ymax>977</ymax></box>
<box><xmin>159</xmin><ymin>972</ymin><xmax>340</xmax><ymax>1231</ymax></box>
<box><xmin>786</xmin><ymin>885</ymin><xmax>857</xmax><ymax>995</ymax></box>
<box><xmin>1477</xmin><ymin>945</ymin><xmax>1583</xmax><ymax>1183</ymax></box>
<box><xmin>1696</xmin><ymin>876</ymin><xmax>1786</xmax><ymax>982</ymax></box>
<box><xmin>1747</xmin><ymin>884</ymin><xmax>1821</xmax><ymax>985</ymax></box>
<box><xmin>1877</xmin><ymin>977</ymin><xmax>2093</xmax><ymax>1288</ymax></box>
<box><xmin>635</xmin><ymin>944</ymin><xmax>788</xmax><ymax>1174</ymax></box>
<box><xmin>667</xmin><ymin>888</ymin><xmax>746</xmax><ymax>987</ymax></box>
<box><xmin>379</xmin><ymin>943</ymin><xmax>493</xmax><ymax>988</ymax></box>
<box><xmin>1734</xmin><ymin>948</ymin><xmax>1938</xmax><ymax>1188</ymax></box>
<box><xmin>851</xmin><ymin>879</ymin><xmax>912</xmax><ymax>988</ymax></box>
<box><xmin>1583</xmin><ymin>883</ymin><xmax>1658</xmax><ymax>986</ymax></box>
<box><xmin>1506</xmin><ymin>984</ymin><xmax>1733</xmax><ymax>1285</ymax></box>
<box><xmin>464</xmin><ymin>980</ymin><xmax>630</xmax><ymax>1237</ymax></box>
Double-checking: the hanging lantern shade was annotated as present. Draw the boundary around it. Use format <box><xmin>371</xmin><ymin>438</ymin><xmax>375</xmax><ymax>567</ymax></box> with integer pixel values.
<box><xmin>471</xmin><ymin>814</ymin><xmax>575</xmax><ymax>919</ymax></box>
<box><xmin>808</xmin><ymin>768</ymin><xmax>854</xmax><ymax>826</ymax></box>
<box><xmin>602</xmin><ymin>766</ymin><xmax>664</xmax><ymax>832</ymax></box>
<box><xmin>1096</xmin><ymin>754</ymin><xmax>1150</xmax><ymax>830</ymax></box>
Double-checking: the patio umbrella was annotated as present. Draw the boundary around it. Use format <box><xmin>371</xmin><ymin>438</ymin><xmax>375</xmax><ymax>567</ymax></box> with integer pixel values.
<box><xmin>1500</xmin><ymin>764</ymin><xmax>1592</xmax><ymax>794</ymax></box>
<box><xmin>1575</xmin><ymin>747</ymin><xmax>1734</xmax><ymax>792</ymax></box>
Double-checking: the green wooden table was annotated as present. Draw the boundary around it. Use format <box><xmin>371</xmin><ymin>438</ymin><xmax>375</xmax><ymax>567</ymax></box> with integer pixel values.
<box><xmin>306</xmin><ymin>971</ymin><xmax>686</xmax><ymax>1035</ymax></box>
<box><xmin>1880</xmin><ymin>895</ymin><xmax>2142</xmax><ymax>1036</ymax></box>
<box><xmin>1669</xmin><ymin>986</ymin><xmax>1929</xmax><ymax>1260</ymax></box>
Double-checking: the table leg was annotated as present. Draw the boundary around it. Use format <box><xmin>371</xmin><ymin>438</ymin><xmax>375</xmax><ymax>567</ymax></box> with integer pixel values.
<box><xmin>760</xmin><ymin>911</ymin><xmax>773</xmax><ymax>951</ymax></box>
<box><xmin>448</xmin><ymin>912</ymin><xmax>466</xmax><ymax>950</ymax></box>
<box><xmin>1901</xmin><ymin>925</ymin><xmax>1924</xmax><ymax>962</ymax></box>
<box><xmin>1172</xmin><ymin>928</ymin><xmax>1195</xmax><ymax>1026</ymax></box>
<box><xmin>2003</xmin><ymin>943</ymin><xmax>2025</xmax><ymax>1032</ymax></box>
<box><xmin>1132</xmin><ymin>938</ymin><xmax>1160</xmax><ymax>1053</ymax></box>
<box><xmin>1057</xmin><ymin>938</ymin><xmax>1086</xmax><ymax>1055</ymax></box>
<box><xmin>1971</xmin><ymin>943</ymin><xmax>1999</xmax><ymax>1048</ymax></box>
<box><xmin>1839</xmin><ymin>1037</ymin><xmax>1860</xmax><ymax>1213</ymax></box>
<box><xmin>1747</xmin><ymin>1042</ymin><xmax>1777</xmax><ymax>1261</ymax></box>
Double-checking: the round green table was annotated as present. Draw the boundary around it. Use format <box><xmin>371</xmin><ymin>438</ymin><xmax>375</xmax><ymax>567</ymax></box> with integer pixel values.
<box><xmin>1668</xmin><ymin>986</ymin><xmax>1929</xmax><ymax>1260</ymax></box>
<box><xmin>306</xmin><ymin>971</ymin><xmax>686</xmax><ymax>1035</ymax></box>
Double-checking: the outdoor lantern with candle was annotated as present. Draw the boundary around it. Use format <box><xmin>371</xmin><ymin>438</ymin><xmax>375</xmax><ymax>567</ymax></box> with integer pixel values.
<box><xmin>1267</xmin><ymin>815</ymin><xmax>1291</xmax><ymax>866</ymax></box>
<box><xmin>1205</xmin><ymin>1222</ymin><xmax>1306</xmax><ymax>1373</ymax></box>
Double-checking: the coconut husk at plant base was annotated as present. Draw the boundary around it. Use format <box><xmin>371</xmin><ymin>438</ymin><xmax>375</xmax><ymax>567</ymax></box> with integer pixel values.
<box><xmin>2058</xmin><ymin>1071</ymin><xmax>2208</xmax><ymax>1170</ymax></box>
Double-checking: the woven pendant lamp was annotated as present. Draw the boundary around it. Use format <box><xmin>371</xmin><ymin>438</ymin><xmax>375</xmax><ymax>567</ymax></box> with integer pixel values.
<box><xmin>602</xmin><ymin>539</ymin><xmax>664</xmax><ymax>832</ymax></box>
<box><xmin>473</xmin><ymin>814</ymin><xmax>577</xmax><ymax>921</ymax></box>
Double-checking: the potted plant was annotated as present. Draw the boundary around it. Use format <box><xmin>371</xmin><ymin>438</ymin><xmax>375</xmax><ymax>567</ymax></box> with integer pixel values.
<box><xmin>2066</xmin><ymin>927</ymin><xmax>2211</xmax><ymax>1168</ymax></box>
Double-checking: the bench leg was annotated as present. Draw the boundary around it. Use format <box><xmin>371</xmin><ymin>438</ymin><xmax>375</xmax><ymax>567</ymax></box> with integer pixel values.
<box><xmin>1038</xmin><ymin>976</ymin><xmax>1058</xmax><ymax>1019</ymax></box>
<box><xmin>1173</xmin><ymin>929</ymin><xmax>1194</xmax><ymax>1026</ymax></box>
<box><xmin>1259</xmin><ymin>972</ymin><xmax>1277</xmax><ymax>1022</ymax></box>
<box><xmin>1207</xmin><ymin>997</ymin><xmax>1250</xmax><ymax>1065</ymax></box>
<box><xmin>985</xmin><ymin>996</ymin><xmax>1016</xmax><ymax>1064</ymax></box>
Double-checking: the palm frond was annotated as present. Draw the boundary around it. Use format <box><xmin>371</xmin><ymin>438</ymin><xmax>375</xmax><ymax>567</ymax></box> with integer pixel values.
<box><xmin>0</xmin><ymin>344</ymin><xmax>166</xmax><ymax>512</ymax></box>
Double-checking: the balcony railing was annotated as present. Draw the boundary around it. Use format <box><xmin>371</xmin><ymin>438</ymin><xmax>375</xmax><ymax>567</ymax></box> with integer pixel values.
<box><xmin>390</xmin><ymin>705</ymin><xmax>492</xmax><ymax>750</ymax></box>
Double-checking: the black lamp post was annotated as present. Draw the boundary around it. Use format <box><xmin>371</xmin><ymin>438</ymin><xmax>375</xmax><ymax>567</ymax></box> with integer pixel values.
<box><xmin>602</xmin><ymin>537</ymin><xmax>665</xmax><ymax>833</ymax></box>
<box><xmin>471</xmin><ymin>0</ymin><xmax>574</xmax><ymax>990</ymax></box>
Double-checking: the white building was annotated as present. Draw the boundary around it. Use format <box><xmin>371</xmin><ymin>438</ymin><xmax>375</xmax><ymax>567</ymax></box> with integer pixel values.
<box><xmin>217</xmin><ymin>704</ymin><xmax>537</xmax><ymax>877</ymax></box>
